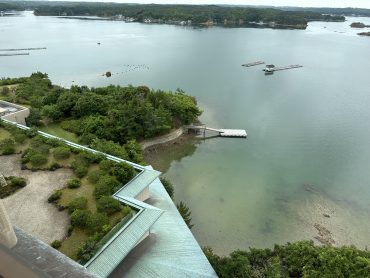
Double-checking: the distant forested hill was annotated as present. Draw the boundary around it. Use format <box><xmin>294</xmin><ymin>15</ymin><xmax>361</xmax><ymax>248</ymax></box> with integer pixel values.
<box><xmin>0</xmin><ymin>1</ymin><xmax>346</xmax><ymax>29</ymax></box>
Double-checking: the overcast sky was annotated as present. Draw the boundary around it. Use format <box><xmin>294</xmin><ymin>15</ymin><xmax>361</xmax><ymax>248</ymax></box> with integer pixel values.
<box><xmin>58</xmin><ymin>0</ymin><xmax>370</xmax><ymax>9</ymax></box>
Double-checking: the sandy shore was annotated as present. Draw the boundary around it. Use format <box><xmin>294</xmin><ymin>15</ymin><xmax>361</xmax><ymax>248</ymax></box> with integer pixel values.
<box><xmin>1</xmin><ymin>154</ymin><xmax>72</xmax><ymax>244</ymax></box>
<box><xmin>287</xmin><ymin>185</ymin><xmax>370</xmax><ymax>249</ymax></box>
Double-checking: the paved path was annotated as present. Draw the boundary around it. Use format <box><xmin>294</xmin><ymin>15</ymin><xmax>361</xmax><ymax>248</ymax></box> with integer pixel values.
<box><xmin>140</xmin><ymin>128</ymin><xmax>183</xmax><ymax>150</ymax></box>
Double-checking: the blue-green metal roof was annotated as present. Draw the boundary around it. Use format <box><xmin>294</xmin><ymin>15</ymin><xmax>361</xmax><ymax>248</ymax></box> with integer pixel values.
<box><xmin>85</xmin><ymin>198</ymin><xmax>163</xmax><ymax>277</ymax></box>
<box><xmin>114</xmin><ymin>169</ymin><xmax>160</xmax><ymax>199</ymax></box>
<box><xmin>110</xmin><ymin>170</ymin><xmax>218</xmax><ymax>278</ymax></box>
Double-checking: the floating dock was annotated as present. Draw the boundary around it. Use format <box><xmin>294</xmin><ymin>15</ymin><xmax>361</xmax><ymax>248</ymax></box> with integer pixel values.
<box><xmin>187</xmin><ymin>125</ymin><xmax>247</xmax><ymax>138</ymax></box>
<box><xmin>0</xmin><ymin>53</ymin><xmax>29</xmax><ymax>56</ymax></box>
<box><xmin>263</xmin><ymin>64</ymin><xmax>303</xmax><ymax>73</ymax></box>
<box><xmin>242</xmin><ymin>61</ymin><xmax>265</xmax><ymax>67</ymax></box>
<box><xmin>0</xmin><ymin>47</ymin><xmax>46</xmax><ymax>51</ymax></box>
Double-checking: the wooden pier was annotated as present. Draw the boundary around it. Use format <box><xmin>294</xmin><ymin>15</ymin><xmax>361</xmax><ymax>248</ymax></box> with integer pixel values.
<box><xmin>242</xmin><ymin>61</ymin><xmax>265</xmax><ymax>67</ymax></box>
<box><xmin>187</xmin><ymin>125</ymin><xmax>247</xmax><ymax>138</ymax></box>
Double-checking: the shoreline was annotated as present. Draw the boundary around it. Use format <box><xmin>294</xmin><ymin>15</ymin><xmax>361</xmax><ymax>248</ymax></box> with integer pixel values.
<box><xmin>144</xmin><ymin>131</ymin><xmax>199</xmax><ymax>173</ymax></box>
<box><xmin>140</xmin><ymin>127</ymin><xmax>184</xmax><ymax>150</ymax></box>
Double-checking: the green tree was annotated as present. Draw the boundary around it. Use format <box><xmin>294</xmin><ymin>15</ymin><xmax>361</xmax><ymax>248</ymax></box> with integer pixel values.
<box><xmin>26</xmin><ymin>108</ymin><xmax>42</xmax><ymax>127</ymax></box>
<box><xmin>110</xmin><ymin>162</ymin><xmax>135</xmax><ymax>184</ymax></box>
<box><xmin>97</xmin><ymin>196</ymin><xmax>122</xmax><ymax>215</ymax></box>
<box><xmin>94</xmin><ymin>175</ymin><xmax>120</xmax><ymax>199</ymax></box>
<box><xmin>70</xmin><ymin>209</ymin><xmax>90</xmax><ymax>228</ymax></box>
<box><xmin>53</xmin><ymin>146</ymin><xmax>71</xmax><ymax>160</ymax></box>
<box><xmin>176</xmin><ymin>201</ymin><xmax>194</xmax><ymax>229</ymax></box>
<box><xmin>86</xmin><ymin>212</ymin><xmax>109</xmax><ymax>234</ymax></box>
<box><xmin>68</xmin><ymin>197</ymin><xmax>88</xmax><ymax>213</ymax></box>
<box><xmin>160</xmin><ymin>177</ymin><xmax>174</xmax><ymax>198</ymax></box>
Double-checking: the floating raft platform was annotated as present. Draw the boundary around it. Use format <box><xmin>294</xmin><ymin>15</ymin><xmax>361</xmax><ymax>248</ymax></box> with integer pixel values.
<box><xmin>263</xmin><ymin>64</ymin><xmax>303</xmax><ymax>73</ymax></box>
<box><xmin>0</xmin><ymin>47</ymin><xmax>46</xmax><ymax>51</ymax></box>
<box><xmin>187</xmin><ymin>125</ymin><xmax>247</xmax><ymax>138</ymax></box>
<box><xmin>242</xmin><ymin>61</ymin><xmax>265</xmax><ymax>67</ymax></box>
<box><xmin>0</xmin><ymin>53</ymin><xmax>29</xmax><ymax>56</ymax></box>
<box><xmin>219</xmin><ymin>129</ymin><xmax>247</xmax><ymax>138</ymax></box>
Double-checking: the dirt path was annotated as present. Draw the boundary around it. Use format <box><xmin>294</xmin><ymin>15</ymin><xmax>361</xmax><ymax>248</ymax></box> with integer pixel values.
<box><xmin>140</xmin><ymin>128</ymin><xmax>184</xmax><ymax>150</ymax></box>
<box><xmin>1</xmin><ymin>154</ymin><xmax>72</xmax><ymax>244</ymax></box>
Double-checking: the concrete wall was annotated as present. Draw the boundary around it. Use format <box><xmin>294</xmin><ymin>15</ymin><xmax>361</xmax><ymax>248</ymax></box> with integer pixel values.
<box><xmin>0</xmin><ymin>100</ymin><xmax>30</xmax><ymax>125</ymax></box>
<box><xmin>135</xmin><ymin>186</ymin><xmax>150</xmax><ymax>202</ymax></box>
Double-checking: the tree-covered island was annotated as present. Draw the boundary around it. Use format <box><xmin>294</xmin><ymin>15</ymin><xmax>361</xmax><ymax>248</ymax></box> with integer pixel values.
<box><xmin>0</xmin><ymin>1</ymin><xmax>345</xmax><ymax>29</ymax></box>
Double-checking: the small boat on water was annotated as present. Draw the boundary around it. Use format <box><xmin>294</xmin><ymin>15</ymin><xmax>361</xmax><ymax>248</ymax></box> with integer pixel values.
<box><xmin>263</xmin><ymin>64</ymin><xmax>275</xmax><ymax>74</ymax></box>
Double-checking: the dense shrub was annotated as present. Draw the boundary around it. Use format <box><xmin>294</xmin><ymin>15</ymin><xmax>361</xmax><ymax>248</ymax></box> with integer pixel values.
<box><xmin>97</xmin><ymin>196</ymin><xmax>122</xmax><ymax>215</ymax></box>
<box><xmin>53</xmin><ymin>146</ymin><xmax>71</xmax><ymax>160</ymax></box>
<box><xmin>0</xmin><ymin>176</ymin><xmax>27</xmax><ymax>198</ymax></box>
<box><xmin>29</xmin><ymin>153</ymin><xmax>48</xmax><ymax>167</ymax></box>
<box><xmin>26</xmin><ymin>127</ymin><xmax>38</xmax><ymax>138</ymax></box>
<box><xmin>48</xmin><ymin>190</ymin><xmax>62</xmax><ymax>203</ymax></box>
<box><xmin>71</xmin><ymin>154</ymin><xmax>90</xmax><ymax>178</ymax></box>
<box><xmin>110</xmin><ymin>162</ymin><xmax>135</xmax><ymax>184</ymax></box>
<box><xmin>51</xmin><ymin>240</ymin><xmax>62</xmax><ymax>249</ymax></box>
<box><xmin>70</xmin><ymin>209</ymin><xmax>90</xmax><ymax>228</ymax></box>
<box><xmin>2</xmin><ymin>145</ymin><xmax>16</xmax><ymax>155</ymax></box>
<box><xmin>45</xmin><ymin>138</ymin><xmax>62</xmax><ymax>147</ymax></box>
<box><xmin>49</xmin><ymin>161</ymin><xmax>61</xmax><ymax>171</ymax></box>
<box><xmin>160</xmin><ymin>177</ymin><xmax>174</xmax><ymax>198</ymax></box>
<box><xmin>86</xmin><ymin>212</ymin><xmax>109</xmax><ymax>234</ymax></box>
<box><xmin>67</xmin><ymin>178</ymin><xmax>81</xmax><ymax>189</ymax></box>
<box><xmin>26</xmin><ymin>108</ymin><xmax>42</xmax><ymax>126</ymax></box>
<box><xmin>14</xmin><ymin>133</ymin><xmax>27</xmax><ymax>144</ymax></box>
<box><xmin>77</xmin><ymin>237</ymin><xmax>98</xmax><ymax>264</ymax></box>
<box><xmin>74</xmin><ymin>165</ymin><xmax>88</xmax><ymax>178</ymax></box>
<box><xmin>204</xmin><ymin>241</ymin><xmax>370</xmax><ymax>278</ymax></box>
<box><xmin>99</xmin><ymin>159</ymin><xmax>115</xmax><ymax>173</ymax></box>
<box><xmin>68</xmin><ymin>197</ymin><xmax>88</xmax><ymax>213</ymax></box>
<box><xmin>79</xmin><ymin>133</ymin><xmax>97</xmax><ymax>145</ymax></box>
<box><xmin>7</xmin><ymin>176</ymin><xmax>27</xmax><ymax>187</ymax></box>
<box><xmin>0</xmin><ymin>138</ymin><xmax>16</xmax><ymax>155</ymax></box>
<box><xmin>87</xmin><ymin>170</ymin><xmax>103</xmax><ymax>184</ymax></box>
<box><xmin>79</xmin><ymin>152</ymin><xmax>104</xmax><ymax>164</ymax></box>
<box><xmin>94</xmin><ymin>175</ymin><xmax>120</xmax><ymax>199</ymax></box>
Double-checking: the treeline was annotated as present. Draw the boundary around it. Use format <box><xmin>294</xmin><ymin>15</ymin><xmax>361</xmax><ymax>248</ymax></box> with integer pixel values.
<box><xmin>0</xmin><ymin>1</ymin><xmax>345</xmax><ymax>28</ymax></box>
<box><xmin>205</xmin><ymin>241</ymin><xmax>370</xmax><ymax>277</ymax></box>
<box><xmin>1</xmin><ymin>73</ymin><xmax>201</xmax><ymax>162</ymax></box>
<box><xmin>33</xmin><ymin>3</ymin><xmax>344</xmax><ymax>27</ymax></box>
<box><xmin>282</xmin><ymin>7</ymin><xmax>370</xmax><ymax>17</ymax></box>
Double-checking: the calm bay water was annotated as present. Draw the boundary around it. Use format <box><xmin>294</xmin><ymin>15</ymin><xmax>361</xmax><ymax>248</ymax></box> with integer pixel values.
<box><xmin>2</xmin><ymin>12</ymin><xmax>370</xmax><ymax>254</ymax></box>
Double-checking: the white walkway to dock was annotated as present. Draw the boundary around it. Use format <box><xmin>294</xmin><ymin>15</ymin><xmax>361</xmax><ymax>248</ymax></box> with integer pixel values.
<box><xmin>187</xmin><ymin>125</ymin><xmax>247</xmax><ymax>138</ymax></box>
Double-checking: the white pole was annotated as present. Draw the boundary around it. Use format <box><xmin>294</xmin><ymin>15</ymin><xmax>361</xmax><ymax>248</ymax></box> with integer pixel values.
<box><xmin>0</xmin><ymin>199</ymin><xmax>17</xmax><ymax>248</ymax></box>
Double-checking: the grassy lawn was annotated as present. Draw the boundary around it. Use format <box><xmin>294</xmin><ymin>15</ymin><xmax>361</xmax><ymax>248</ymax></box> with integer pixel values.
<box><xmin>40</xmin><ymin>123</ymin><xmax>79</xmax><ymax>143</ymax></box>
<box><xmin>59</xmin><ymin>177</ymin><xmax>97</xmax><ymax>213</ymax></box>
<box><xmin>0</xmin><ymin>129</ymin><xmax>11</xmax><ymax>140</ymax></box>
<box><xmin>59</xmin><ymin>228</ymin><xmax>88</xmax><ymax>260</ymax></box>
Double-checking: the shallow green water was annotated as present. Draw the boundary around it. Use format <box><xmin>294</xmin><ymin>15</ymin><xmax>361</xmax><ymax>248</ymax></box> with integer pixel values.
<box><xmin>2</xmin><ymin>13</ymin><xmax>370</xmax><ymax>254</ymax></box>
